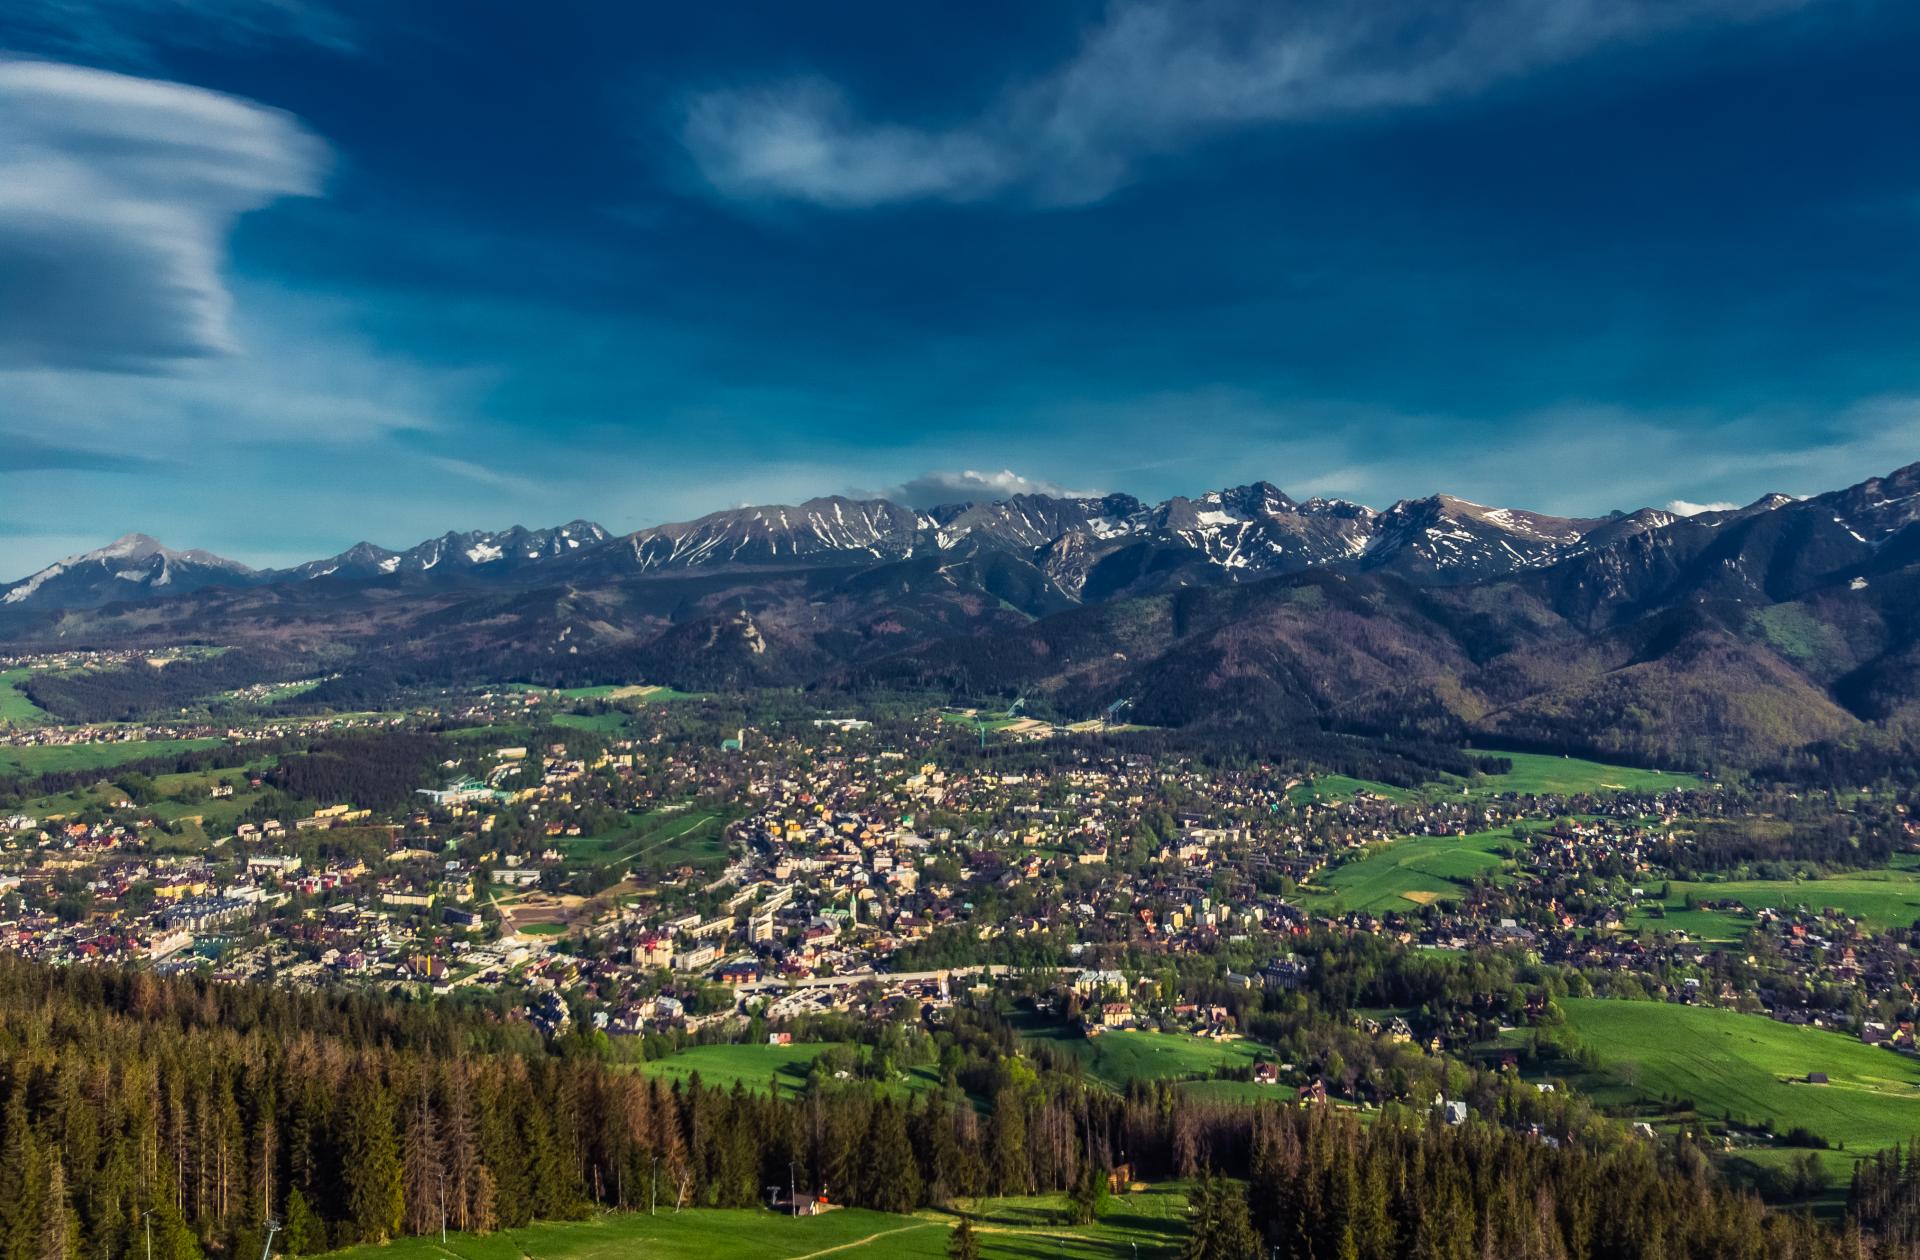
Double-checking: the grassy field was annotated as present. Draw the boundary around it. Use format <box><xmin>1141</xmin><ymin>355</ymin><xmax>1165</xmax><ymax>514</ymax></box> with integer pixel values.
<box><xmin>0</xmin><ymin>670</ymin><xmax>49</xmax><ymax>726</ymax></box>
<box><xmin>632</xmin><ymin>1042</ymin><xmax>943</xmax><ymax>1100</ymax></box>
<box><xmin>1019</xmin><ymin>1022</ymin><xmax>1267</xmax><ymax>1088</ymax></box>
<box><xmin>1558</xmin><ymin>998</ymin><xmax>1920</xmax><ymax>1155</ymax></box>
<box><xmin>1297</xmin><ymin>827</ymin><xmax>1524</xmax><ymax>913</ymax></box>
<box><xmin>513</xmin><ymin>683</ymin><xmax>703</xmax><ymax>702</ymax></box>
<box><xmin>1467</xmin><ymin>750</ymin><xmax>1685</xmax><ymax>796</ymax></box>
<box><xmin>19</xmin><ymin>761</ymin><xmax>278</xmax><ymax>830</ymax></box>
<box><xmin>1288</xmin><ymin>774</ymin><xmax>1412</xmax><ymax>805</ymax></box>
<box><xmin>0</xmin><ymin>738</ymin><xmax>223</xmax><ymax>777</ymax></box>
<box><xmin>318</xmin><ymin>1184</ymin><xmax>1194</xmax><ymax>1260</ymax></box>
<box><xmin>560</xmin><ymin>807</ymin><xmax>729</xmax><ymax>873</ymax></box>
<box><xmin>1291</xmin><ymin>749</ymin><xmax>1687</xmax><ymax>808</ymax></box>
<box><xmin>1629</xmin><ymin>867</ymin><xmax>1920</xmax><ymax>937</ymax></box>
<box><xmin>1177</xmin><ymin>1077</ymin><xmax>1295</xmax><ymax>1105</ymax></box>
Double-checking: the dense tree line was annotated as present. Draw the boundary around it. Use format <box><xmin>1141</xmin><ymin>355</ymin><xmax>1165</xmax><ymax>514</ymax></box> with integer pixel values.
<box><xmin>1850</xmin><ymin>1141</ymin><xmax>1920</xmax><ymax>1253</ymax></box>
<box><xmin>265</xmin><ymin>733</ymin><xmax>451</xmax><ymax>811</ymax></box>
<box><xmin>21</xmin><ymin>653</ymin><xmax>304</xmax><ymax>725</ymax></box>
<box><xmin>0</xmin><ymin>957</ymin><xmax>1885</xmax><ymax>1260</ymax></box>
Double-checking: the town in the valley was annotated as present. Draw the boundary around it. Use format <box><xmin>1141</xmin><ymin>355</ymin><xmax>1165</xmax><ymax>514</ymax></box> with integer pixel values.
<box><xmin>5</xmin><ymin>649</ymin><xmax>1916</xmax><ymax>1179</ymax></box>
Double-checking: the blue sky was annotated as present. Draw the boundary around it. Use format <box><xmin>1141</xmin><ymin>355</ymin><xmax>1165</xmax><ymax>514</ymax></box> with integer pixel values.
<box><xmin>1</xmin><ymin>0</ymin><xmax>1916</xmax><ymax>576</ymax></box>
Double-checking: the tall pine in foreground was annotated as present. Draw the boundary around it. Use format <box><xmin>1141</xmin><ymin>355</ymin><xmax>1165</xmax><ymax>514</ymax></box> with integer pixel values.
<box><xmin>340</xmin><ymin>1078</ymin><xmax>403</xmax><ymax>1243</ymax></box>
<box><xmin>1184</xmin><ymin>1171</ymin><xmax>1258</xmax><ymax>1260</ymax></box>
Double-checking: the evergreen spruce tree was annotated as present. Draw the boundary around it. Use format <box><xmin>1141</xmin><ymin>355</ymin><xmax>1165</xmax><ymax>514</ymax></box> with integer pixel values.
<box><xmin>1184</xmin><ymin>1172</ymin><xmax>1259</xmax><ymax>1260</ymax></box>
<box><xmin>860</xmin><ymin>1101</ymin><xmax>921</xmax><ymax>1215</ymax></box>
<box><xmin>1068</xmin><ymin>1159</ymin><xmax>1109</xmax><ymax>1226</ymax></box>
<box><xmin>947</xmin><ymin>1214</ymin><xmax>980</xmax><ymax>1260</ymax></box>
<box><xmin>987</xmin><ymin>1092</ymin><xmax>1028</xmax><ymax>1196</ymax></box>
<box><xmin>340</xmin><ymin>1078</ymin><xmax>403</xmax><ymax>1243</ymax></box>
<box><xmin>280</xmin><ymin>1186</ymin><xmax>320</xmax><ymax>1257</ymax></box>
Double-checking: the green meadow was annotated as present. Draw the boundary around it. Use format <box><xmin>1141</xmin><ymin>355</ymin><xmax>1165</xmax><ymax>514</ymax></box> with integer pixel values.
<box><xmin>1291</xmin><ymin>748</ymin><xmax>1687</xmax><ymax>809</ymax></box>
<box><xmin>317</xmin><ymin>1184</ymin><xmax>1195</xmax><ymax>1260</ymax></box>
<box><xmin>1018</xmin><ymin>1022</ymin><xmax>1267</xmax><ymax>1089</ymax></box>
<box><xmin>1288</xmin><ymin>774</ymin><xmax>1412</xmax><ymax>805</ymax></box>
<box><xmin>631</xmin><ymin>1042</ymin><xmax>944</xmax><ymax>1100</ymax></box>
<box><xmin>1298</xmin><ymin>826</ymin><xmax>1524</xmax><ymax>913</ymax></box>
<box><xmin>1177</xmin><ymin>1077</ymin><xmax>1295</xmax><ymax>1105</ymax></box>
<box><xmin>0</xmin><ymin>738</ymin><xmax>223</xmax><ymax>777</ymax></box>
<box><xmin>0</xmin><ymin>670</ymin><xmax>50</xmax><ymax>726</ymax></box>
<box><xmin>1629</xmin><ymin>867</ymin><xmax>1920</xmax><ymax>937</ymax></box>
<box><xmin>1559</xmin><ymin>998</ymin><xmax>1920</xmax><ymax>1155</ymax></box>
<box><xmin>1466</xmin><ymin>750</ymin><xmax>1683</xmax><ymax>797</ymax></box>
<box><xmin>559</xmin><ymin>807</ymin><xmax>729</xmax><ymax>872</ymax></box>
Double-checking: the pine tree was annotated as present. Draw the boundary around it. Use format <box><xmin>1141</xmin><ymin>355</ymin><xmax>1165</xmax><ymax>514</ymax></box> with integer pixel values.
<box><xmin>1068</xmin><ymin>1159</ymin><xmax>1109</xmax><ymax>1226</ymax></box>
<box><xmin>947</xmin><ymin>1214</ymin><xmax>980</xmax><ymax>1260</ymax></box>
<box><xmin>860</xmin><ymin>1101</ymin><xmax>921</xmax><ymax>1215</ymax></box>
<box><xmin>1184</xmin><ymin>1172</ymin><xmax>1258</xmax><ymax>1260</ymax></box>
<box><xmin>987</xmin><ymin>1092</ymin><xmax>1028</xmax><ymax>1196</ymax></box>
<box><xmin>340</xmin><ymin>1078</ymin><xmax>403</xmax><ymax>1243</ymax></box>
<box><xmin>401</xmin><ymin>1083</ymin><xmax>442</xmax><ymax>1237</ymax></box>
<box><xmin>280</xmin><ymin>1187</ymin><xmax>321</xmax><ymax>1257</ymax></box>
<box><xmin>36</xmin><ymin>1156</ymin><xmax>68</xmax><ymax>1260</ymax></box>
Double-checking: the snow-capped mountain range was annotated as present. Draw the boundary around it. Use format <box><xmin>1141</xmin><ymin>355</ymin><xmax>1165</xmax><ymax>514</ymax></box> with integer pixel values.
<box><xmin>7</xmin><ymin>465</ymin><xmax>1918</xmax><ymax>614</ymax></box>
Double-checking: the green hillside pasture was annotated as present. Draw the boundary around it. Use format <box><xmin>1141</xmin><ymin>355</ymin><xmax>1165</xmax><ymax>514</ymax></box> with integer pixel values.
<box><xmin>1561</xmin><ymin>998</ymin><xmax>1920</xmax><ymax>1155</ymax></box>
<box><xmin>1290</xmin><ymin>749</ymin><xmax>1683</xmax><ymax>809</ymax></box>
<box><xmin>1021</xmin><ymin>1024</ymin><xmax>1266</xmax><ymax>1089</ymax></box>
<box><xmin>1630</xmin><ymin>869</ymin><xmax>1920</xmax><ymax>937</ymax></box>
<box><xmin>1288</xmin><ymin>774</ymin><xmax>1412</xmax><ymax>805</ymax></box>
<box><xmin>0</xmin><ymin>670</ymin><xmax>50</xmax><ymax>726</ymax></box>
<box><xmin>1468</xmin><ymin>750</ymin><xmax>1683</xmax><ymax>797</ymax></box>
<box><xmin>632</xmin><ymin>1042</ymin><xmax>943</xmax><ymax>1100</ymax></box>
<box><xmin>0</xmin><ymin>738</ymin><xmax>223</xmax><ymax>778</ymax></box>
<box><xmin>1299</xmin><ymin>827</ymin><xmax>1522</xmax><ymax>913</ymax></box>
<box><xmin>317</xmin><ymin>1184</ymin><xmax>1194</xmax><ymax>1260</ymax></box>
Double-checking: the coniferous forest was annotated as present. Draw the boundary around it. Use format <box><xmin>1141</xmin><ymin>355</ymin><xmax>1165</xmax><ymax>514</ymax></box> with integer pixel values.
<box><xmin>0</xmin><ymin>956</ymin><xmax>1873</xmax><ymax>1260</ymax></box>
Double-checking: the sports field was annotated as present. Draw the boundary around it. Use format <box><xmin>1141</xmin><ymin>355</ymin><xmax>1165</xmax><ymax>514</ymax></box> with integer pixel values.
<box><xmin>559</xmin><ymin>807</ymin><xmax>729</xmax><ymax>872</ymax></box>
<box><xmin>1297</xmin><ymin>827</ymin><xmax>1521</xmax><ymax>912</ymax></box>
<box><xmin>317</xmin><ymin>1184</ymin><xmax>1193</xmax><ymax>1259</ymax></box>
<box><xmin>1559</xmin><ymin>998</ymin><xmax>1920</xmax><ymax>1154</ymax></box>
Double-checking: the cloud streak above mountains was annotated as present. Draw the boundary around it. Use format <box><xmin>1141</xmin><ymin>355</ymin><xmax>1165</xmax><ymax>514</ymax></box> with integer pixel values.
<box><xmin>683</xmin><ymin>0</ymin><xmax>1812</xmax><ymax>209</ymax></box>
<box><xmin>873</xmin><ymin>468</ymin><xmax>1104</xmax><ymax>509</ymax></box>
<box><xmin>0</xmin><ymin>59</ymin><xmax>326</xmax><ymax>370</ymax></box>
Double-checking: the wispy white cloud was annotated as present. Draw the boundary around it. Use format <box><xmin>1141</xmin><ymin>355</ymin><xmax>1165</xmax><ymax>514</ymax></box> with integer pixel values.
<box><xmin>1667</xmin><ymin>499</ymin><xmax>1739</xmax><ymax>516</ymax></box>
<box><xmin>426</xmin><ymin>456</ymin><xmax>546</xmax><ymax>497</ymax></box>
<box><xmin>871</xmin><ymin>468</ymin><xmax>1104</xmax><ymax>508</ymax></box>
<box><xmin>684</xmin><ymin>81</ymin><xmax>1010</xmax><ymax>209</ymax></box>
<box><xmin>683</xmin><ymin>0</ymin><xmax>1813</xmax><ymax>209</ymax></box>
<box><xmin>0</xmin><ymin>59</ymin><xmax>327</xmax><ymax>369</ymax></box>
